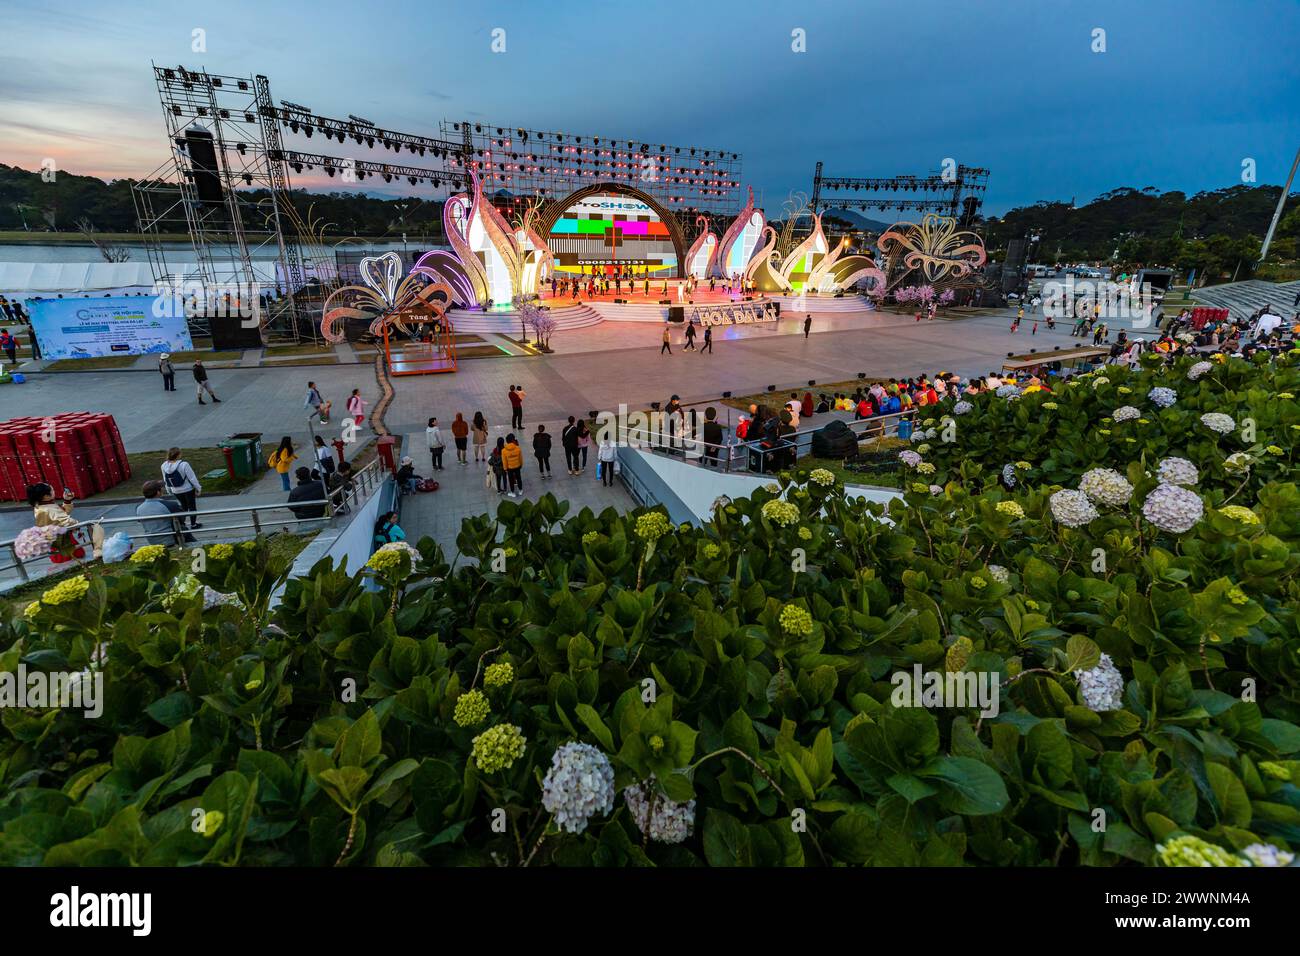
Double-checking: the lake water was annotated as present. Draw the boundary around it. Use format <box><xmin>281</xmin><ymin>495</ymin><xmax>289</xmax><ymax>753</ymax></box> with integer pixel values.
<box><xmin>0</xmin><ymin>239</ymin><xmax>433</xmax><ymax>263</ymax></box>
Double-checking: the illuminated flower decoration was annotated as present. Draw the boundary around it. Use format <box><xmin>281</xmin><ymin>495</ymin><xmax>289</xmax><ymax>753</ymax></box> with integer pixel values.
<box><xmin>320</xmin><ymin>250</ymin><xmax>454</xmax><ymax>344</ymax></box>
<box><xmin>685</xmin><ymin>215</ymin><xmax>719</xmax><ymax>279</ymax></box>
<box><xmin>877</xmin><ymin>213</ymin><xmax>987</xmax><ymax>285</ymax></box>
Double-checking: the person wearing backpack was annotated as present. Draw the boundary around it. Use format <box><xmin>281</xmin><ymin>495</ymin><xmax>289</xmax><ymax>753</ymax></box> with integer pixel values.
<box><xmin>312</xmin><ymin>435</ymin><xmax>336</xmax><ymax>478</ymax></box>
<box><xmin>161</xmin><ymin>447</ymin><xmax>203</xmax><ymax>529</ymax></box>
<box><xmin>488</xmin><ymin>437</ymin><xmax>507</xmax><ymax>494</ymax></box>
<box><xmin>268</xmin><ymin>436</ymin><xmax>297</xmax><ymax>492</ymax></box>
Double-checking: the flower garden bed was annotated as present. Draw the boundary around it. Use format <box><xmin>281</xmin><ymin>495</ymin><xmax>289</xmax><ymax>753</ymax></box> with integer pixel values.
<box><xmin>1</xmin><ymin>355</ymin><xmax>1298</xmax><ymax>867</ymax></box>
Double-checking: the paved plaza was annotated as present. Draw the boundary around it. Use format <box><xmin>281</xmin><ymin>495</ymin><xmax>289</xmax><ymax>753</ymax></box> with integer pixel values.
<box><xmin>1</xmin><ymin>303</ymin><xmax>1097</xmax><ymax>543</ymax></box>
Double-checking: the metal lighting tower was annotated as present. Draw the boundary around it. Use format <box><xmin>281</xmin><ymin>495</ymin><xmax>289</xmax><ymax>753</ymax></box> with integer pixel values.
<box><xmin>1259</xmin><ymin>145</ymin><xmax>1300</xmax><ymax>263</ymax></box>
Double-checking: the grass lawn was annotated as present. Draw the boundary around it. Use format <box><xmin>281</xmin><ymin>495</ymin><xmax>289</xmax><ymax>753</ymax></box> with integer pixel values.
<box><xmin>457</xmin><ymin>345</ymin><xmax>510</xmax><ymax>359</ymax></box>
<box><xmin>1</xmin><ymin>530</ymin><xmax>318</xmax><ymax>620</ymax></box>
<box><xmin>263</xmin><ymin>342</ymin><xmax>336</xmax><ymax>357</ymax></box>
<box><xmin>166</xmin><ymin>349</ymin><xmax>243</xmax><ymax>363</ymax></box>
<box><xmin>121</xmin><ymin>447</ymin><xmax>259</xmax><ymax>498</ymax></box>
<box><xmin>264</xmin><ymin>355</ymin><xmax>339</xmax><ymax>366</ymax></box>
<box><xmin>43</xmin><ymin>355</ymin><xmax>140</xmax><ymax>371</ymax></box>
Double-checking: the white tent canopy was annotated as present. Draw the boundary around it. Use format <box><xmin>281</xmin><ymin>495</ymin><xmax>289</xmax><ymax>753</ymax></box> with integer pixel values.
<box><xmin>0</xmin><ymin>261</ymin><xmax>202</xmax><ymax>296</ymax></box>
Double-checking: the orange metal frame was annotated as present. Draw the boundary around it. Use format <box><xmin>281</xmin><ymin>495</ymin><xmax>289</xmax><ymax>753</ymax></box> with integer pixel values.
<box><xmin>382</xmin><ymin>304</ymin><xmax>458</xmax><ymax>376</ymax></box>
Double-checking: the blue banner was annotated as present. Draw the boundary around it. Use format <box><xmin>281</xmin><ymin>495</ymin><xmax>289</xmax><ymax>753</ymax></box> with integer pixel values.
<box><xmin>25</xmin><ymin>296</ymin><xmax>193</xmax><ymax>360</ymax></box>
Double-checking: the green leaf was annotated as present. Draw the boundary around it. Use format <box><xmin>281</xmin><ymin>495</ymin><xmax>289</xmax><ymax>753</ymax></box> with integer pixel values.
<box><xmin>574</xmin><ymin>704</ymin><xmax>615</xmax><ymax>752</ymax></box>
<box><xmin>702</xmin><ymin>808</ymin><xmax>753</xmax><ymax>866</ymax></box>
<box><xmin>921</xmin><ymin>756</ymin><xmax>1010</xmax><ymax>815</ymax></box>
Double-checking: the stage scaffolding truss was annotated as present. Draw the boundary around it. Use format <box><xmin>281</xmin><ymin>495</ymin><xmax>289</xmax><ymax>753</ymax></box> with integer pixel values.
<box><xmin>134</xmin><ymin>64</ymin><xmax>469</xmax><ymax>343</ymax></box>
<box><xmin>811</xmin><ymin>161</ymin><xmax>990</xmax><ymax>227</ymax></box>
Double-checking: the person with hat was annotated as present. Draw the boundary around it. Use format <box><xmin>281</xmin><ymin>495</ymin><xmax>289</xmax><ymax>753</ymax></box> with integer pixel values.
<box><xmin>158</xmin><ymin>352</ymin><xmax>176</xmax><ymax>391</ymax></box>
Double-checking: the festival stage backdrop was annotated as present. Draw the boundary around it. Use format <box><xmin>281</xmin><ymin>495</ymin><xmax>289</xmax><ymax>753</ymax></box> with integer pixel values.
<box><xmin>547</xmin><ymin>193</ymin><xmax>679</xmax><ymax>276</ymax></box>
<box><xmin>26</xmin><ymin>296</ymin><xmax>194</xmax><ymax>360</ymax></box>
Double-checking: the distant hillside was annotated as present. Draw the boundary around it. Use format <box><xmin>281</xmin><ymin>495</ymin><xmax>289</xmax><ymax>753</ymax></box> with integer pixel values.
<box><xmin>0</xmin><ymin>164</ymin><xmax>445</xmax><ymax>239</ymax></box>
<box><xmin>980</xmin><ymin>184</ymin><xmax>1299</xmax><ymax>282</ymax></box>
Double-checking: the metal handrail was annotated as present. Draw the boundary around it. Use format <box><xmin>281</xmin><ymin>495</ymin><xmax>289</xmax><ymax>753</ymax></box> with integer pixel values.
<box><xmin>1</xmin><ymin>457</ymin><xmax>388</xmax><ymax>586</ymax></box>
<box><xmin>615</xmin><ymin>407</ymin><xmax>920</xmax><ymax>473</ymax></box>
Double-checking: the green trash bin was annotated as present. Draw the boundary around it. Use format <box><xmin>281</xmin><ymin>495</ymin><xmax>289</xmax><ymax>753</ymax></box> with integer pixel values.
<box><xmin>228</xmin><ymin>432</ymin><xmax>266</xmax><ymax>476</ymax></box>
<box><xmin>218</xmin><ymin>438</ymin><xmax>256</xmax><ymax>479</ymax></box>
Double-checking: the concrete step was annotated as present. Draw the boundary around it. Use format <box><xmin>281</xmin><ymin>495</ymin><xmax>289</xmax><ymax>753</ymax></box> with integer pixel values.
<box><xmin>446</xmin><ymin>304</ymin><xmax>603</xmax><ymax>333</ymax></box>
<box><xmin>1194</xmin><ymin>279</ymin><xmax>1300</xmax><ymax>319</ymax></box>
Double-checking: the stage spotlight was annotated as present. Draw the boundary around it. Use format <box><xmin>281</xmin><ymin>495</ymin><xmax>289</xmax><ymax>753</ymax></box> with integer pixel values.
<box><xmin>171</xmin><ymin>105</ymin><xmax>182</xmax><ymax>116</ymax></box>
<box><xmin>242</xmin><ymin>173</ymin><xmax>253</xmax><ymax>185</ymax></box>
<box><xmin>244</xmin><ymin>112</ymin><xmax>255</xmax><ymax>123</ymax></box>
<box><xmin>409</xmin><ymin>176</ymin><xmax>417</xmax><ymax>185</ymax></box>
<box><xmin>766</xmin><ymin>385</ymin><xmax>775</xmax><ymax>392</ymax></box>
<box><xmin>237</xmin><ymin>80</ymin><xmax>248</xmax><ymax>91</ymax></box>
<box><xmin>808</xmin><ymin>380</ymin><xmax>816</xmax><ymax>386</ymax></box>
<box><xmin>303</xmin><ymin>126</ymin><xmax>312</xmax><ymax>137</ymax></box>
<box><xmin>236</xmin><ymin>143</ymin><xmax>246</xmax><ymax>155</ymax></box>
<box><xmin>496</xmin><ymin>127</ymin><xmax>502</xmax><ymax>134</ymax></box>
<box><xmin>453</xmin><ymin>123</ymin><xmax>460</xmax><ymax>131</ymax></box>
<box><xmin>326</xmin><ymin>166</ymin><xmax>335</xmax><ymax>177</ymax></box>
<box><xmin>857</xmin><ymin>372</ymin><xmax>866</xmax><ymax>379</ymax></box>
<box><xmin>212</xmin><ymin>78</ymin><xmax>222</xmax><ymax>87</ymax></box>
<box><xmin>475</xmin><ymin>124</ymin><xmax>482</xmax><ymax>132</ymax></box>
<box><xmin>289</xmin><ymin>120</ymin><xmax>298</xmax><ymax>132</ymax></box>
<box><xmin>384</xmin><ymin>173</ymin><xmax>392</xmax><ymax>182</ymax></box>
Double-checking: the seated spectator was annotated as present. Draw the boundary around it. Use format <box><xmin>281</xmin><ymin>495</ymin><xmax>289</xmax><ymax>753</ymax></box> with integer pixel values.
<box><xmin>816</xmin><ymin>393</ymin><xmax>830</xmax><ymax>414</ymax></box>
<box><xmin>287</xmin><ymin>466</ymin><xmax>327</xmax><ymax>520</ymax></box>
<box><xmin>396</xmin><ymin>456</ymin><xmax>422</xmax><ymax>494</ymax></box>
<box><xmin>327</xmin><ymin>461</ymin><xmax>356</xmax><ymax>514</ymax></box>
<box><xmin>135</xmin><ymin>479</ymin><xmax>193</xmax><ymax>545</ymax></box>
<box><xmin>374</xmin><ymin>511</ymin><xmax>405</xmax><ymax>545</ymax></box>
<box><xmin>855</xmin><ymin>395</ymin><xmax>873</xmax><ymax>419</ymax></box>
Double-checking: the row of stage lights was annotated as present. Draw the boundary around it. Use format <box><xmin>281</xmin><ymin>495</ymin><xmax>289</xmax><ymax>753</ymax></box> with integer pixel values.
<box><xmin>452</xmin><ymin>122</ymin><xmax>739</xmax><ymax>161</ymax></box>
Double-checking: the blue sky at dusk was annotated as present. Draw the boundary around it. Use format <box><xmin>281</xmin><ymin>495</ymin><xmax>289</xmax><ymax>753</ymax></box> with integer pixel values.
<box><xmin>0</xmin><ymin>0</ymin><xmax>1296</xmax><ymax>217</ymax></box>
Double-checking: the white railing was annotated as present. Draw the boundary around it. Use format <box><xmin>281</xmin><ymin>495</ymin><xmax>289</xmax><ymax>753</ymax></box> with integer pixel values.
<box><xmin>1</xmin><ymin>458</ymin><xmax>388</xmax><ymax>588</ymax></box>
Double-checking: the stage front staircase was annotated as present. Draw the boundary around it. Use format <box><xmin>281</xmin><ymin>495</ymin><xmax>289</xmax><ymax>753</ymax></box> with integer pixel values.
<box><xmin>445</xmin><ymin>303</ymin><xmax>603</xmax><ymax>334</ymax></box>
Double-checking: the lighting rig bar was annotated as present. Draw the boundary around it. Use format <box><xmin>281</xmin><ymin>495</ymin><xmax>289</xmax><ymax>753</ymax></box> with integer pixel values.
<box><xmin>269</xmin><ymin>150</ymin><xmax>469</xmax><ymax>187</ymax></box>
<box><xmin>264</xmin><ymin>105</ymin><xmax>466</xmax><ymax>161</ymax></box>
<box><xmin>811</xmin><ymin>161</ymin><xmax>990</xmax><ymax>221</ymax></box>
<box><xmin>442</xmin><ymin>119</ymin><xmax>744</xmax><ymax>211</ymax></box>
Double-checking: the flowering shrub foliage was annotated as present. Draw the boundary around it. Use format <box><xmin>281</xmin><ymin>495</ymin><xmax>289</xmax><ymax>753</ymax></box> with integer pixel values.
<box><xmin>1</xmin><ymin>376</ymin><xmax>1299</xmax><ymax>866</ymax></box>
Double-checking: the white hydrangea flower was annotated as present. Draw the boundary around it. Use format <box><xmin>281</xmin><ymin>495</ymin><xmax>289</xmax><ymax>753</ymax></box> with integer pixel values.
<box><xmin>541</xmin><ymin>742</ymin><xmax>616</xmax><ymax>834</ymax></box>
<box><xmin>1074</xmin><ymin>653</ymin><xmax>1125</xmax><ymax>712</ymax></box>
<box><xmin>1113</xmin><ymin>405</ymin><xmax>1141</xmax><ymax>422</ymax></box>
<box><xmin>1241</xmin><ymin>843</ymin><xmax>1296</xmax><ymax>867</ymax></box>
<box><xmin>1156</xmin><ymin>457</ymin><xmax>1199</xmax><ymax>487</ymax></box>
<box><xmin>1201</xmin><ymin>412</ymin><xmax>1236</xmax><ymax>434</ymax></box>
<box><xmin>987</xmin><ymin>565</ymin><xmax>1010</xmax><ymax>584</ymax></box>
<box><xmin>996</xmin><ymin>384</ymin><xmax>1021</xmax><ymax>398</ymax></box>
<box><xmin>625</xmin><ymin>778</ymin><xmax>697</xmax><ymax>844</ymax></box>
<box><xmin>1001</xmin><ymin>463</ymin><xmax>1017</xmax><ymax>488</ymax></box>
<box><xmin>953</xmin><ymin>401</ymin><xmax>973</xmax><ymax>416</ymax></box>
<box><xmin>1187</xmin><ymin>361</ymin><xmax>1213</xmax><ymax>381</ymax></box>
<box><xmin>1141</xmin><ymin>483</ymin><xmax>1204</xmax><ymax>533</ymax></box>
<box><xmin>376</xmin><ymin>540</ymin><xmax>421</xmax><ymax>562</ymax></box>
<box><xmin>1147</xmin><ymin>386</ymin><xmax>1178</xmax><ymax>408</ymax></box>
<box><xmin>1049</xmin><ymin>489</ymin><xmax>1099</xmax><ymax>528</ymax></box>
<box><xmin>1079</xmin><ymin>467</ymin><xmax>1134</xmax><ymax>507</ymax></box>
<box><xmin>898</xmin><ymin>450</ymin><xmax>922</xmax><ymax>468</ymax></box>
<box><xmin>1223</xmin><ymin>452</ymin><xmax>1252</xmax><ymax>474</ymax></box>
<box><xmin>203</xmin><ymin>587</ymin><xmax>242</xmax><ymax>610</ymax></box>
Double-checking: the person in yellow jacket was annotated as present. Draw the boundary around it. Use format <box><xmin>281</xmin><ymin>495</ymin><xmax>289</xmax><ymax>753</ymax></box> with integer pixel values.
<box><xmin>501</xmin><ymin>433</ymin><xmax>524</xmax><ymax>497</ymax></box>
<box><xmin>268</xmin><ymin>436</ymin><xmax>298</xmax><ymax>492</ymax></box>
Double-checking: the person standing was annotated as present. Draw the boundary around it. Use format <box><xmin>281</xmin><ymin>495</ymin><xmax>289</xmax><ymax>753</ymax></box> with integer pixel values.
<box><xmin>700</xmin><ymin>325</ymin><xmax>713</xmax><ymax>354</ymax></box>
<box><xmin>471</xmin><ymin>411</ymin><xmax>488</xmax><ymax>462</ymax></box>
<box><xmin>597</xmin><ymin>436</ymin><xmax>617</xmax><ymax>487</ymax></box>
<box><xmin>533</xmin><ymin>424</ymin><xmax>553</xmax><ymax>478</ymax></box>
<box><xmin>158</xmin><ymin>352</ymin><xmax>176</xmax><ymax>391</ymax></box>
<box><xmin>347</xmin><ymin>388</ymin><xmax>367</xmax><ymax>427</ymax></box>
<box><xmin>451</xmin><ymin>412</ymin><xmax>470</xmax><ymax>464</ymax></box>
<box><xmin>660</xmin><ymin>324</ymin><xmax>672</xmax><ymax>355</ymax></box>
<box><xmin>803</xmin><ymin>314</ymin><xmax>812</xmax><ymax>339</ymax></box>
<box><xmin>0</xmin><ymin>328</ymin><xmax>16</xmax><ymax>366</ymax></box>
<box><xmin>702</xmin><ymin>406</ymin><xmax>723</xmax><ymax>468</ymax></box>
<box><xmin>268</xmin><ymin>436</ymin><xmax>297</xmax><ymax>492</ymax></box>
<box><xmin>489</xmin><ymin>437</ymin><xmax>507</xmax><ymax>494</ymax></box>
<box><xmin>313</xmin><ymin>435</ymin><xmax>336</xmax><ymax>478</ymax></box>
<box><xmin>502</xmin><ymin>433</ymin><xmax>524</xmax><ymax>497</ymax></box>
<box><xmin>194</xmin><ymin>360</ymin><xmax>220</xmax><ymax>404</ymax></box>
<box><xmin>508</xmin><ymin>385</ymin><xmax>525</xmax><ymax>430</ymax></box>
<box><xmin>576</xmin><ymin>419</ymin><xmax>591</xmax><ymax>472</ymax></box>
<box><xmin>161</xmin><ymin>447</ymin><xmax>203</xmax><ymax>529</ymax></box>
<box><xmin>426</xmin><ymin>416</ymin><xmax>445</xmax><ymax>471</ymax></box>
<box><xmin>561</xmin><ymin>415</ymin><xmax>581</xmax><ymax>475</ymax></box>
